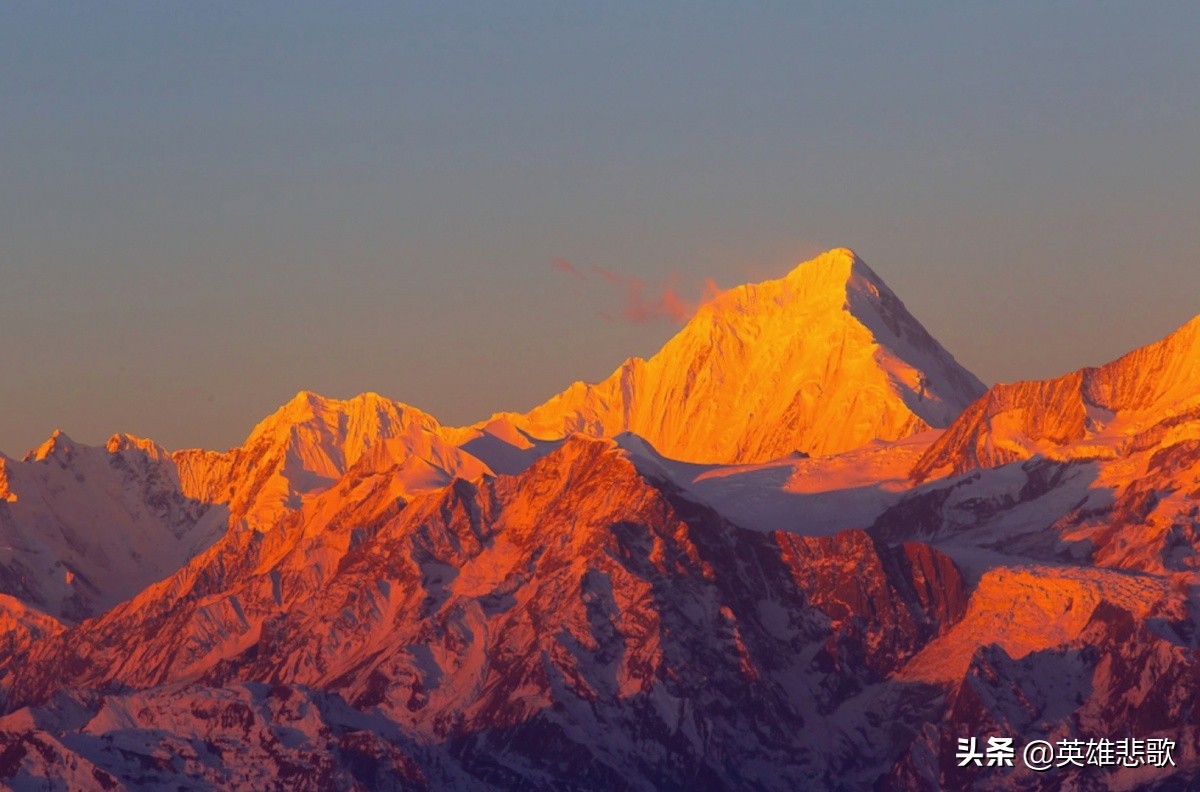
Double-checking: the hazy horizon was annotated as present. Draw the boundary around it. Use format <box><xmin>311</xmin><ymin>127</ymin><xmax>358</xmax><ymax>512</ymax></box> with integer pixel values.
<box><xmin>4</xmin><ymin>3</ymin><xmax>1199</xmax><ymax>455</ymax></box>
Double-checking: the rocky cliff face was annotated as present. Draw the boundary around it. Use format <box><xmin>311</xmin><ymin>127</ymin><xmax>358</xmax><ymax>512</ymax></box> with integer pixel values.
<box><xmin>2</xmin><ymin>437</ymin><xmax>967</xmax><ymax>790</ymax></box>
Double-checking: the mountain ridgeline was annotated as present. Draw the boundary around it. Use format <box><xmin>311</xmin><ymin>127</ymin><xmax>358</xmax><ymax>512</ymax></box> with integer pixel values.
<box><xmin>2</xmin><ymin>248</ymin><xmax>1200</xmax><ymax>791</ymax></box>
<box><xmin>507</xmin><ymin>248</ymin><xmax>986</xmax><ymax>463</ymax></box>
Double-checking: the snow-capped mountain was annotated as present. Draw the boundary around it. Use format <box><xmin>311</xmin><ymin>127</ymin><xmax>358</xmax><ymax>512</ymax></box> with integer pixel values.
<box><xmin>0</xmin><ymin>251</ymin><xmax>984</xmax><ymax>628</ymax></box>
<box><xmin>174</xmin><ymin>390</ymin><xmax>490</xmax><ymax>531</ymax></box>
<box><xmin>866</xmin><ymin>312</ymin><xmax>1200</xmax><ymax>789</ymax></box>
<box><xmin>3</xmin><ymin>251</ymin><xmax>1199</xmax><ymax>790</ymax></box>
<box><xmin>0</xmin><ymin>432</ymin><xmax>224</xmax><ymax>622</ymax></box>
<box><xmin>0</xmin><ymin>392</ymin><xmax>493</xmax><ymax>626</ymax></box>
<box><xmin>913</xmin><ymin>313</ymin><xmax>1200</xmax><ymax>481</ymax></box>
<box><xmin>3</xmin><ymin>436</ymin><xmax>967</xmax><ymax>790</ymax></box>
<box><xmin>504</xmin><ymin>248</ymin><xmax>985</xmax><ymax>463</ymax></box>
<box><xmin>896</xmin><ymin>313</ymin><xmax>1200</xmax><ymax>575</ymax></box>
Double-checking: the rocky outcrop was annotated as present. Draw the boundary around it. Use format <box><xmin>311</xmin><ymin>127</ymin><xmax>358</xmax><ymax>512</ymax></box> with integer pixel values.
<box><xmin>2</xmin><ymin>436</ymin><xmax>967</xmax><ymax>790</ymax></box>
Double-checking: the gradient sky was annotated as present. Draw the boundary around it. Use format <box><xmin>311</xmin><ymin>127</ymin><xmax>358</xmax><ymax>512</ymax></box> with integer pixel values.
<box><xmin>3</xmin><ymin>3</ymin><xmax>1199</xmax><ymax>456</ymax></box>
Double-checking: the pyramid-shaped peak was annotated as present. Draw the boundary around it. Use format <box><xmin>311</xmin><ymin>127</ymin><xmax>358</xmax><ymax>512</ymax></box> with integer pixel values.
<box><xmin>511</xmin><ymin>248</ymin><xmax>985</xmax><ymax>463</ymax></box>
<box><xmin>788</xmin><ymin>246</ymin><xmax>862</xmax><ymax>274</ymax></box>
<box><xmin>783</xmin><ymin>247</ymin><xmax>881</xmax><ymax>288</ymax></box>
<box><xmin>24</xmin><ymin>429</ymin><xmax>79</xmax><ymax>463</ymax></box>
<box><xmin>703</xmin><ymin>248</ymin><xmax>890</xmax><ymax>322</ymax></box>
<box><xmin>704</xmin><ymin>249</ymin><xmax>930</xmax><ymax>357</ymax></box>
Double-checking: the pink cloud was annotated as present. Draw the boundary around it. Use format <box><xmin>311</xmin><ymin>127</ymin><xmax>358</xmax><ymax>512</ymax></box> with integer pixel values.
<box><xmin>589</xmin><ymin>265</ymin><xmax>722</xmax><ymax>325</ymax></box>
<box><xmin>550</xmin><ymin>257</ymin><xmax>588</xmax><ymax>282</ymax></box>
<box><xmin>552</xmin><ymin>257</ymin><xmax>723</xmax><ymax>325</ymax></box>
<box><xmin>592</xmin><ymin>265</ymin><xmax>624</xmax><ymax>285</ymax></box>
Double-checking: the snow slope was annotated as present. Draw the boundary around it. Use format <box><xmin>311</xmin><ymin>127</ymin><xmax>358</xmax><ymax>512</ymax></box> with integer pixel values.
<box><xmin>501</xmin><ymin>248</ymin><xmax>985</xmax><ymax>463</ymax></box>
<box><xmin>0</xmin><ymin>392</ymin><xmax>494</xmax><ymax>622</ymax></box>
<box><xmin>4</xmin><ymin>437</ymin><xmax>966</xmax><ymax>791</ymax></box>
<box><xmin>173</xmin><ymin>390</ymin><xmax>490</xmax><ymax>531</ymax></box>
<box><xmin>0</xmin><ymin>433</ymin><xmax>225</xmax><ymax>620</ymax></box>
<box><xmin>4</xmin><ymin>257</ymin><xmax>1200</xmax><ymax>790</ymax></box>
<box><xmin>913</xmin><ymin>313</ymin><xmax>1200</xmax><ymax>480</ymax></box>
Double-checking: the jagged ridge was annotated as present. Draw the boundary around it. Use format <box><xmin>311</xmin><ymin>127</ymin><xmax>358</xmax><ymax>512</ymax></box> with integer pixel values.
<box><xmin>913</xmin><ymin>313</ymin><xmax>1200</xmax><ymax>480</ymax></box>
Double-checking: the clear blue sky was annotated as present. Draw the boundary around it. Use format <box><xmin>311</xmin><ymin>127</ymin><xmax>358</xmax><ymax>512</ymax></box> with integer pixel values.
<box><xmin>3</xmin><ymin>3</ymin><xmax>1198</xmax><ymax>455</ymax></box>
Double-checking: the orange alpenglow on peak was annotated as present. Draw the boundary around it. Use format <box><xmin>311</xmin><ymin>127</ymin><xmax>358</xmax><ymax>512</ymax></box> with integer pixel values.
<box><xmin>23</xmin><ymin>429</ymin><xmax>79</xmax><ymax>463</ymax></box>
<box><xmin>171</xmin><ymin>390</ymin><xmax>488</xmax><ymax>531</ymax></box>
<box><xmin>105</xmin><ymin>433</ymin><xmax>172</xmax><ymax>462</ymax></box>
<box><xmin>913</xmin><ymin>311</ymin><xmax>1200</xmax><ymax>480</ymax></box>
<box><xmin>502</xmin><ymin>248</ymin><xmax>986</xmax><ymax>464</ymax></box>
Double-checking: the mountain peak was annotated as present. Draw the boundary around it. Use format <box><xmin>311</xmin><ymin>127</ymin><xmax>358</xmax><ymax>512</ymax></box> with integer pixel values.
<box><xmin>703</xmin><ymin>247</ymin><xmax>876</xmax><ymax>319</ymax></box>
<box><xmin>248</xmin><ymin>391</ymin><xmax>441</xmax><ymax>447</ymax></box>
<box><xmin>783</xmin><ymin>246</ymin><xmax>869</xmax><ymax>283</ymax></box>
<box><xmin>285</xmin><ymin>388</ymin><xmax>323</xmax><ymax>409</ymax></box>
<box><xmin>913</xmin><ymin>312</ymin><xmax>1200</xmax><ymax>479</ymax></box>
<box><xmin>23</xmin><ymin>430</ymin><xmax>78</xmax><ymax>463</ymax></box>
<box><xmin>105</xmin><ymin>433</ymin><xmax>171</xmax><ymax>461</ymax></box>
<box><xmin>509</xmin><ymin>249</ymin><xmax>985</xmax><ymax>463</ymax></box>
<box><xmin>170</xmin><ymin>389</ymin><xmax>480</xmax><ymax>531</ymax></box>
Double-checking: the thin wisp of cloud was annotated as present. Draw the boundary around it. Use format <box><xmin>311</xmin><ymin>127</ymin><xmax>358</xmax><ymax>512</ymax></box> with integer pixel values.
<box><xmin>551</xmin><ymin>258</ymin><xmax>722</xmax><ymax>325</ymax></box>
